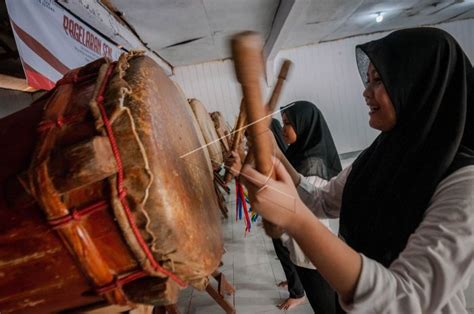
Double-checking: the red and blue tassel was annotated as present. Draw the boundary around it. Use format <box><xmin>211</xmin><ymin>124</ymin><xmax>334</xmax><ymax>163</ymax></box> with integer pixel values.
<box><xmin>235</xmin><ymin>178</ymin><xmax>257</xmax><ymax>233</ymax></box>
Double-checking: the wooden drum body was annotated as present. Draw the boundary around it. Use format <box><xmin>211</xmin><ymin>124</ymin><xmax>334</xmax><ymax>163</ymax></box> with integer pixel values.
<box><xmin>0</xmin><ymin>53</ymin><xmax>223</xmax><ymax>313</ymax></box>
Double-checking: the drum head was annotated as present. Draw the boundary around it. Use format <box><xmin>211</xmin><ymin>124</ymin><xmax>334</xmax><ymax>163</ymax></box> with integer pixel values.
<box><xmin>188</xmin><ymin>99</ymin><xmax>224</xmax><ymax>168</ymax></box>
<box><xmin>110</xmin><ymin>56</ymin><xmax>223</xmax><ymax>283</ymax></box>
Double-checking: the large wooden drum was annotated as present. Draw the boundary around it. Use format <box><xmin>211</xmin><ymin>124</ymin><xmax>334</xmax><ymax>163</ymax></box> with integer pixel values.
<box><xmin>210</xmin><ymin>111</ymin><xmax>231</xmax><ymax>155</ymax></box>
<box><xmin>0</xmin><ymin>52</ymin><xmax>223</xmax><ymax>313</ymax></box>
<box><xmin>188</xmin><ymin>99</ymin><xmax>223</xmax><ymax>170</ymax></box>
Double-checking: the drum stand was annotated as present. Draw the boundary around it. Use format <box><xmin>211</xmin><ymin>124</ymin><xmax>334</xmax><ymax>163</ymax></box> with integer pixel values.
<box><xmin>151</xmin><ymin>270</ymin><xmax>236</xmax><ymax>314</ymax></box>
<box><xmin>205</xmin><ymin>270</ymin><xmax>236</xmax><ymax>314</ymax></box>
<box><xmin>152</xmin><ymin>304</ymin><xmax>179</xmax><ymax>314</ymax></box>
<box><xmin>214</xmin><ymin>170</ymin><xmax>231</xmax><ymax>218</ymax></box>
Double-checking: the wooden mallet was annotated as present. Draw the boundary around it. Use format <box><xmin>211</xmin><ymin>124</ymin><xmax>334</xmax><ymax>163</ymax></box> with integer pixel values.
<box><xmin>224</xmin><ymin>99</ymin><xmax>247</xmax><ymax>183</ymax></box>
<box><xmin>266</xmin><ymin>59</ymin><xmax>292</xmax><ymax>114</ymax></box>
<box><xmin>231</xmin><ymin>31</ymin><xmax>284</xmax><ymax>238</ymax></box>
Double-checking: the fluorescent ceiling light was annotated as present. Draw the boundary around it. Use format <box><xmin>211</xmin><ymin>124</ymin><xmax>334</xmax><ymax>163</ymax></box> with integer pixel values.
<box><xmin>376</xmin><ymin>12</ymin><xmax>384</xmax><ymax>23</ymax></box>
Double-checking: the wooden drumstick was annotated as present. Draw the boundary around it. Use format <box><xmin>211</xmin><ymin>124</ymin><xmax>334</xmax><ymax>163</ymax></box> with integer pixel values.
<box><xmin>231</xmin><ymin>99</ymin><xmax>247</xmax><ymax>153</ymax></box>
<box><xmin>231</xmin><ymin>31</ymin><xmax>273</xmax><ymax>179</ymax></box>
<box><xmin>224</xmin><ymin>59</ymin><xmax>292</xmax><ymax>183</ymax></box>
<box><xmin>266</xmin><ymin>59</ymin><xmax>292</xmax><ymax>114</ymax></box>
<box><xmin>224</xmin><ymin>99</ymin><xmax>247</xmax><ymax>183</ymax></box>
<box><xmin>242</xmin><ymin>59</ymin><xmax>292</xmax><ymax>168</ymax></box>
<box><xmin>232</xmin><ymin>31</ymin><xmax>283</xmax><ymax>238</ymax></box>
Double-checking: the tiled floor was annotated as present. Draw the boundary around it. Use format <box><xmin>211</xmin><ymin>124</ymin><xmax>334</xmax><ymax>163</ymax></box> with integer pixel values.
<box><xmin>176</xmin><ymin>182</ymin><xmax>313</xmax><ymax>314</ymax></box>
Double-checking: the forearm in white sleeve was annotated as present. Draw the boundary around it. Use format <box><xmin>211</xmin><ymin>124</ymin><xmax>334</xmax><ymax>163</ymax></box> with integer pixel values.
<box><xmin>296</xmin><ymin>166</ymin><xmax>351</xmax><ymax>219</ymax></box>
<box><xmin>340</xmin><ymin>166</ymin><xmax>474</xmax><ymax>314</ymax></box>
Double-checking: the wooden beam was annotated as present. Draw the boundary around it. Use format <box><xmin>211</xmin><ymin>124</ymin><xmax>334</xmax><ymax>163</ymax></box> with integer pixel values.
<box><xmin>263</xmin><ymin>0</ymin><xmax>309</xmax><ymax>85</ymax></box>
<box><xmin>0</xmin><ymin>74</ymin><xmax>37</xmax><ymax>92</ymax></box>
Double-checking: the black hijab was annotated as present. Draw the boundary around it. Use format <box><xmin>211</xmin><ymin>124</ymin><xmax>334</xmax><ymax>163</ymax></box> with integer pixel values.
<box><xmin>339</xmin><ymin>28</ymin><xmax>474</xmax><ymax>267</ymax></box>
<box><xmin>282</xmin><ymin>101</ymin><xmax>342</xmax><ymax>179</ymax></box>
<box><xmin>269</xmin><ymin>118</ymin><xmax>288</xmax><ymax>153</ymax></box>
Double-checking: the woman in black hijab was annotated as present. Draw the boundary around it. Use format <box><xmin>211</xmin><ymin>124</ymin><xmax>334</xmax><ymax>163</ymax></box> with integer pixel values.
<box><xmin>279</xmin><ymin>101</ymin><xmax>341</xmax><ymax>313</ymax></box>
<box><xmin>282</xmin><ymin>101</ymin><xmax>342</xmax><ymax>180</ymax></box>
<box><xmin>269</xmin><ymin>118</ymin><xmax>307</xmax><ymax>311</ymax></box>
<box><xmin>240</xmin><ymin>27</ymin><xmax>474</xmax><ymax>313</ymax></box>
<box><xmin>270</xmin><ymin>118</ymin><xmax>288</xmax><ymax>153</ymax></box>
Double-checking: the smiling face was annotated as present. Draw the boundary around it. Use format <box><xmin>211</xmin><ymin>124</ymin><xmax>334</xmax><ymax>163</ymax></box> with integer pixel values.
<box><xmin>282</xmin><ymin>113</ymin><xmax>297</xmax><ymax>145</ymax></box>
<box><xmin>363</xmin><ymin>63</ymin><xmax>397</xmax><ymax>132</ymax></box>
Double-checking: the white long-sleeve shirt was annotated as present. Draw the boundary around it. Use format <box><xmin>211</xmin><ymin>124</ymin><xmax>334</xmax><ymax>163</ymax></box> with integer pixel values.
<box><xmin>281</xmin><ymin>175</ymin><xmax>335</xmax><ymax>269</ymax></box>
<box><xmin>297</xmin><ymin>165</ymin><xmax>474</xmax><ymax>313</ymax></box>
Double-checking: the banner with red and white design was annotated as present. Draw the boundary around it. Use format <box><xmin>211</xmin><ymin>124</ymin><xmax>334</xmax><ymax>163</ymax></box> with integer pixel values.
<box><xmin>6</xmin><ymin>0</ymin><xmax>124</xmax><ymax>90</ymax></box>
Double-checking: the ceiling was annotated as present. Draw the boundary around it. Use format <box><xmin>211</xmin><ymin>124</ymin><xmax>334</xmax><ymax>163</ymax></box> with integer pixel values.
<box><xmin>102</xmin><ymin>0</ymin><xmax>474</xmax><ymax>66</ymax></box>
<box><xmin>1</xmin><ymin>0</ymin><xmax>474</xmax><ymax>73</ymax></box>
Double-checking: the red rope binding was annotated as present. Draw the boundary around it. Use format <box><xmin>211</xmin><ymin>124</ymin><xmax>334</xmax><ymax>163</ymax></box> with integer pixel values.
<box><xmin>239</xmin><ymin>182</ymin><xmax>251</xmax><ymax>232</ymax></box>
<box><xmin>56</xmin><ymin>72</ymin><xmax>98</xmax><ymax>86</ymax></box>
<box><xmin>39</xmin><ymin>71</ymin><xmax>99</xmax><ymax>132</ymax></box>
<box><xmin>96</xmin><ymin>270</ymin><xmax>149</xmax><ymax>294</ymax></box>
<box><xmin>48</xmin><ymin>200</ymin><xmax>109</xmax><ymax>228</ymax></box>
<box><xmin>37</xmin><ymin>113</ymin><xmax>84</xmax><ymax>132</ymax></box>
<box><xmin>235</xmin><ymin>179</ymin><xmax>239</xmax><ymax>222</ymax></box>
<box><xmin>95</xmin><ymin>63</ymin><xmax>187</xmax><ymax>288</ymax></box>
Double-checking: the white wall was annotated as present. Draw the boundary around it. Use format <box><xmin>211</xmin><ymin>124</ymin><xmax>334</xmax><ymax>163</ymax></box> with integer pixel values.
<box><xmin>172</xmin><ymin>18</ymin><xmax>474</xmax><ymax>154</ymax></box>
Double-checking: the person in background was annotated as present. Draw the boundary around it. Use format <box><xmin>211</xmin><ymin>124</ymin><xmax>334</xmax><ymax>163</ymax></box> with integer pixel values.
<box><xmin>227</xmin><ymin>106</ymin><xmax>342</xmax><ymax>312</ymax></box>
<box><xmin>269</xmin><ymin>118</ymin><xmax>306</xmax><ymax>311</ymax></box>
<box><xmin>270</xmin><ymin>118</ymin><xmax>288</xmax><ymax>153</ymax></box>
<box><xmin>226</xmin><ymin>119</ymin><xmax>307</xmax><ymax>311</ymax></box>
<box><xmin>278</xmin><ymin>101</ymin><xmax>341</xmax><ymax>313</ymax></box>
<box><xmin>281</xmin><ymin>101</ymin><xmax>342</xmax><ymax>181</ymax></box>
<box><xmin>240</xmin><ymin>28</ymin><xmax>474</xmax><ymax>313</ymax></box>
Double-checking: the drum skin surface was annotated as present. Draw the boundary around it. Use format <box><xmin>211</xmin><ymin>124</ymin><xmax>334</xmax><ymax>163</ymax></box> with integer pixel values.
<box><xmin>122</xmin><ymin>56</ymin><xmax>223</xmax><ymax>278</ymax></box>
<box><xmin>188</xmin><ymin>99</ymin><xmax>223</xmax><ymax>168</ymax></box>
<box><xmin>0</xmin><ymin>54</ymin><xmax>223</xmax><ymax>313</ymax></box>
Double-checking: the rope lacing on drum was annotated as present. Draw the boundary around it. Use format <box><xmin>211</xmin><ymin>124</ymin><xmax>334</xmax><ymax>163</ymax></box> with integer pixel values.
<box><xmin>37</xmin><ymin>113</ymin><xmax>84</xmax><ymax>132</ymax></box>
<box><xmin>48</xmin><ymin>200</ymin><xmax>109</xmax><ymax>228</ymax></box>
<box><xmin>56</xmin><ymin>72</ymin><xmax>98</xmax><ymax>86</ymax></box>
<box><xmin>37</xmin><ymin>71</ymin><xmax>99</xmax><ymax>132</ymax></box>
<box><xmin>95</xmin><ymin>62</ymin><xmax>187</xmax><ymax>288</ymax></box>
<box><xmin>96</xmin><ymin>270</ymin><xmax>148</xmax><ymax>295</ymax></box>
